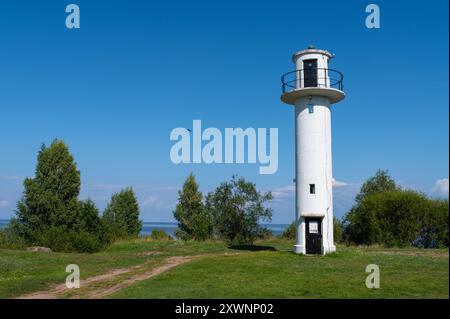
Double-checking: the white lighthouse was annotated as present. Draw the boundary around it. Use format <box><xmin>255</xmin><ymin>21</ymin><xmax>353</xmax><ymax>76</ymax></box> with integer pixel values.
<box><xmin>280</xmin><ymin>45</ymin><xmax>345</xmax><ymax>255</ymax></box>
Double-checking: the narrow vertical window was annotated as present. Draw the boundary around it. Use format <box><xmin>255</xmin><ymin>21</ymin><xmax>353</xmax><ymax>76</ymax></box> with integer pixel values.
<box><xmin>308</xmin><ymin>103</ymin><xmax>314</xmax><ymax>113</ymax></box>
<box><xmin>309</xmin><ymin>184</ymin><xmax>315</xmax><ymax>194</ymax></box>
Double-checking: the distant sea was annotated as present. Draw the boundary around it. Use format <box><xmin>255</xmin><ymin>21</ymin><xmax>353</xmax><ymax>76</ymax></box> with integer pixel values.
<box><xmin>0</xmin><ymin>220</ymin><xmax>289</xmax><ymax>237</ymax></box>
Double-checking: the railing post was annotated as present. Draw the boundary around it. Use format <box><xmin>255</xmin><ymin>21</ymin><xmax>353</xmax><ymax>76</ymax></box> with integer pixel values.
<box><xmin>281</xmin><ymin>69</ymin><xmax>343</xmax><ymax>93</ymax></box>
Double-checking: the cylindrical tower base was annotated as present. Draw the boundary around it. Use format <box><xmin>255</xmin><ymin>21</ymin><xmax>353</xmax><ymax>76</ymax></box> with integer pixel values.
<box><xmin>293</xmin><ymin>96</ymin><xmax>335</xmax><ymax>255</ymax></box>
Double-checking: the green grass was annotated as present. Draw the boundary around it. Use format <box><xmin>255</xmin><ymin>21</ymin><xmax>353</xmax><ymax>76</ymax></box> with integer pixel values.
<box><xmin>0</xmin><ymin>238</ymin><xmax>448</xmax><ymax>299</ymax></box>
<box><xmin>0</xmin><ymin>238</ymin><xmax>229</xmax><ymax>298</ymax></box>
<box><xmin>111</xmin><ymin>242</ymin><xmax>448</xmax><ymax>299</ymax></box>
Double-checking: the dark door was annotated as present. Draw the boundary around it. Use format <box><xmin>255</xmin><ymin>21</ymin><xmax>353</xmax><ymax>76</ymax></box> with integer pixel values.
<box><xmin>305</xmin><ymin>218</ymin><xmax>322</xmax><ymax>254</ymax></box>
<box><xmin>303</xmin><ymin>59</ymin><xmax>318</xmax><ymax>87</ymax></box>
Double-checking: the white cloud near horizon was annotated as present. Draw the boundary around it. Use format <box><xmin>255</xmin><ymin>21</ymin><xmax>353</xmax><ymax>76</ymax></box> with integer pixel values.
<box><xmin>0</xmin><ymin>175</ymin><xmax>23</xmax><ymax>181</ymax></box>
<box><xmin>0</xmin><ymin>176</ymin><xmax>23</xmax><ymax>219</ymax></box>
<box><xmin>75</xmin><ymin>181</ymin><xmax>181</xmax><ymax>221</ymax></box>
<box><xmin>141</xmin><ymin>195</ymin><xmax>163</xmax><ymax>208</ymax></box>
<box><xmin>272</xmin><ymin>185</ymin><xmax>295</xmax><ymax>200</ymax></box>
<box><xmin>1</xmin><ymin>176</ymin><xmax>446</xmax><ymax>223</ymax></box>
<box><xmin>332</xmin><ymin>178</ymin><xmax>349</xmax><ymax>188</ymax></box>
<box><xmin>272</xmin><ymin>178</ymin><xmax>352</xmax><ymax>200</ymax></box>
<box><xmin>432</xmin><ymin>178</ymin><xmax>449</xmax><ymax>196</ymax></box>
<box><xmin>270</xmin><ymin>178</ymin><xmax>360</xmax><ymax>220</ymax></box>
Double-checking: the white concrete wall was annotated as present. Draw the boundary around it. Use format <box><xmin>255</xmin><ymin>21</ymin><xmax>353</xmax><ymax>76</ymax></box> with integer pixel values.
<box><xmin>289</xmin><ymin>49</ymin><xmax>337</xmax><ymax>255</ymax></box>
<box><xmin>293</xmin><ymin>53</ymin><xmax>330</xmax><ymax>88</ymax></box>
<box><xmin>293</xmin><ymin>95</ymin><xmax>335</xmax><ymax>254</ymax></box>
<box><xmin>295</xmin><ymin>96</ymin><xmax>332</xmax><ymax>217</ymax></box>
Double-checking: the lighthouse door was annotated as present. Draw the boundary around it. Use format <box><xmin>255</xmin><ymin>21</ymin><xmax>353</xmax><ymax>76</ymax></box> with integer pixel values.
<box><xmin>303</xmin><ymin>59</ymin><xmax>318</xmax><ymax>87</ymax></box>
<box><xmin>305</xmin><ymin>218</ymin><xmax>322</xmax><ymax>254</ymax></box>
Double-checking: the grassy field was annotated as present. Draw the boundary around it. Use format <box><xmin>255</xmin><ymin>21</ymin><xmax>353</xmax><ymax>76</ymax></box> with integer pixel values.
<box><xmin>0</xmin><ymin>238</ymin><xmax>448</xmax><ymax>299</ymax></box>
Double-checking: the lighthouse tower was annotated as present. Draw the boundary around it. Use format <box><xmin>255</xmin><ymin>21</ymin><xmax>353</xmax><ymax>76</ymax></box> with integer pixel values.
<box><xmin>280</xmin><ymin>46</ymin><xmax>345</xmax><ymax>255</ymax></box>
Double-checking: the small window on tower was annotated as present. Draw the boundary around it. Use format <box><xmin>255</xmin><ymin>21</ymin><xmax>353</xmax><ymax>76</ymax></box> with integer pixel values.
<box><xmin>310</xmin><ymin>184</ymin><xmax>315</xmax><ymax>194</ymax></box>
<box><xmin>308</xmin><ymin>103</ymin><xmax>314</xmax><ymax>113</ymax></box>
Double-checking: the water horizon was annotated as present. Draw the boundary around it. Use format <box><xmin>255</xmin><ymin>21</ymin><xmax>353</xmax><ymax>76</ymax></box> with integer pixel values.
<box><xmin>0</xmin><ymin>219</ymin><xmax>289</xmax><ymax>237</ymax></box>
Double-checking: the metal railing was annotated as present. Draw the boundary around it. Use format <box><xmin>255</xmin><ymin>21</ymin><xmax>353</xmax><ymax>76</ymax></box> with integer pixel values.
<box><xmin>281</xmin><ymin>68</ymin><xmax>344</xmax><ymax>93</ymax></box>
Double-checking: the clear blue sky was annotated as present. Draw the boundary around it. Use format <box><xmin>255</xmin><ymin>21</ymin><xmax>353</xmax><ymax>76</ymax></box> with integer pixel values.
<box><xmin>0</xmin><ymin>0</ymin><xmax>448</xmax><ymax>223</ymax></box>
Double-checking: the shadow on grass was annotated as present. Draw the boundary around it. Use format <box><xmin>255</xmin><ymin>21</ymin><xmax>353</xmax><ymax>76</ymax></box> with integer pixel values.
<box><xmin>228</xmin><ymin>245</ymin><xmax>277</xmax><ymax>252</ymax></box>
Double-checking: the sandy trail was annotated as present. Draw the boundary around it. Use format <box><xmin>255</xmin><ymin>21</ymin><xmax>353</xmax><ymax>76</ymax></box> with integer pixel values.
<box><xmin>84</xmin><ymin>256</ymin><xmax>197</xmax><ymax>299</ymax></box>
<box><xmin>17</xmin><ymin>255</ymin><xmax>199</xmax><ymax>299</ymax></box>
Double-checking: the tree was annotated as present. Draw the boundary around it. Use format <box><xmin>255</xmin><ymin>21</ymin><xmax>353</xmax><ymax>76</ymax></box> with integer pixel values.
<box><xmin>205</xmin><ymin>176</ymin><xmax>273</xmax><ymax>245</ymax></box>
<box><xmin>344</xmin><ymin>190</ymin><xmax>428</xmax><ymax>246</ymax></box>
<box><xmin>343</xmin><ymin>170</ymin><xmax>449</xmax><ymax>248</ymax></box>
<box><xmin>15</xmin><ymin>140</ymin><xmax>81</xmax><ymax>237</ymax></box>
<box><xmin>102</xmin><ymin>187</ymin><xmax>142</xmax><ymax>239</ymax></box>
<box><xmin>355</xmin><ymin>169</ymin><xmax>397</xmax><ymax>203</ymax></box>
<box><xmin>12</xmin><ymin>140</ymin><xmax>106</xmax><ymax>252</ymax></box>
<box><xmin>343</xmin><ymin>170</ymin><xmax>398</xmax><ymax>245</ymax></box>
<box><xmin>76</xmin><ymin>199</ymin><xmax>106</xmax><ymax>235</ymax></box>
<box><xmin>333</xmin><ymin>217</ymin><xmax>344</xmax><ymax>243</ymax></box>
<box><xmin>173</xmin><ymin>174</ymin><xmax>213</xmax><ymax>240</ymax></box>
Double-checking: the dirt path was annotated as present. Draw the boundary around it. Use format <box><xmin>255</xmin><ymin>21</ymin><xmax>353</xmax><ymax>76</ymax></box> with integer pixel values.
<box><xmin>84</xmin><ymin>256</ymin><xmax>197</xmax><ymax>299</ymax></box>
<box><xmin>17</xmin><ymin>255</ymin><xmax>199</xmax><ymax>299</ymax></box>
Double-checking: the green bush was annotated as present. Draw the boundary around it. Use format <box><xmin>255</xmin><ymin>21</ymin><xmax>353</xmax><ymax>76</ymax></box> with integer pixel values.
<box><xmin>0</xmin><ymin>225</ymin><xmax>27</xmax><ymax>250</ymax></box>
<box><xmin>344</xmin><ymin>188</ymin><xmax>449</xmax><ymax>248</ymax></box>
<box><xmin>256</xmin><ymin>227</ymin><xmax>273</xmax><ymax>240</ymax></box>
<box><xmin>68</xmin><ymin>230</ymin><xmax>108</xmax><ymax>253</ymax></box>
<box><xmin>174</xmin><ymin>228</ymin><xmax>189</xmax><ymax>240</ymax></box>
<box><xmin>281</xmin><ymin>222</ymin><xmax>296</xmax><ymax>240</ymax></box>
<box><xmin>150</xmin><ymin>229</ymin><xmax>170</xmax><ymax>240</ymax></box>
<box><xmin>27</xmin><ymin>225</ymin><xmax>107</xmax><ymax>253</ymax></box>
<box><xmin>416</xmin><ymin>198</ymin><xmax>449</xmax><ymax>248</ymax></box>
